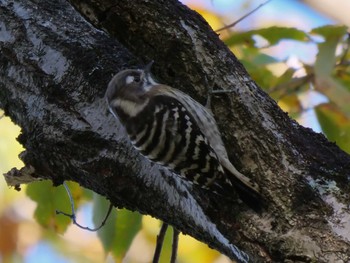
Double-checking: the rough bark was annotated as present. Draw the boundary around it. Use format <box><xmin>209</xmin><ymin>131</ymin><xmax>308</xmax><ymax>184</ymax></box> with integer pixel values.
<box><xmin>1</xmin><ymin>0</ymin><xmax>350</xmax><ymax>262</ymax></box>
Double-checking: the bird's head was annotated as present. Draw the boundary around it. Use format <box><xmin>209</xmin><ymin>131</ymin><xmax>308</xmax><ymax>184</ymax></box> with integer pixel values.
<box><xmin>105</xmin><ymin>61</ymin><xmax>157</xmax><ymax>118</ymax></box>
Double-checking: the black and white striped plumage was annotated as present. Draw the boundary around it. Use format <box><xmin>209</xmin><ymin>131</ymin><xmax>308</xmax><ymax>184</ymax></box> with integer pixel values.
<box><xmin>105</xmin><ymin>63</ymin><xmax>262</xmax><ymax>210</ymax></box>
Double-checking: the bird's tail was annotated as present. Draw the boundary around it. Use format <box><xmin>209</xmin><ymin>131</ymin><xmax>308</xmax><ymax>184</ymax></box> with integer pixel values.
<box><xmin>222</xmin><ymin>166</ymin><xmax>266</xmax><ymax>213</ymax></box>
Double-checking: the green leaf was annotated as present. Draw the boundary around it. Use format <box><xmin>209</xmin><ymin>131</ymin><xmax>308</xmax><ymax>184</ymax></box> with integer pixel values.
<box><xmin>336</xmin><ymin>77</ymin><xmax>350</xmax><ymax>92</ymax></box>
<box><xmin>158</xmin><ymin>225</ymin><xmax>175</xmax><ymax>263</ymax></box>
<box><xmin>112</xmin><ymin>209</ymin><xmax>142</xmax><ymax>260</ymax></box>
<box><xmin>277</xmin><ymin>68</ymin><xmax>297</xmax><ymax>84</ymax></box>
<box><xmin>314</xmin><ymin>75</ymin><xmax>350</xmax><ymax>116</ymax></box>
<box><xmin>314</xmin><ymin>30</ymin><xmax>340</xmax><ymax>77</ymax></box>
<box><xmin>311</xmin><ymin>25</ymin><xmax>348</xmax><ymax>40</ymax></box>
<box><xmin>240</xmin><ymin>58</ymin><xmax>276</xmax><ymax>90</ymax></box>
<box><xmin>270</xmin><ymin>68</ymin><xmax>309</xmax><ymax>101</ymax></box>
<box><xmin>315</xmin><ymin>103</ymin><xmax>350</xmax><ymax>153</ymax></box>
<box><xmin>312</xmin><ymin>25</ymin><xmax>350</xmax><ymax>116</ymax></box>
<box><xmin>239</xmin><ymin>46</ymin><xmax>279</xmax><ymax>65</ymax></box>
<box><xmin>277</xmin><ymin>94</ymin><xmax>302</xmax><ymax>118</ymax></box>
<box><xmin>26</xmin><ymin>181</ymin><xmax>82</xmax><ymax>233</ymax></box>
<box><xmin>250</xmin><ymin>52</ymin><xmax>279</xmax><ymax>65</ymax></box>
<box><xmin>225</xmin><ymin>26</ymin><xmax>309</xmax><ymax>47</ymax></box>
<box><xmin>256</xmin><ymin>27</ymin><xmax>309</xmax><ymax>45</ymax></box>
<box><xmin>313</xmin><ymin>25</ymin><xmax>347</xmax><ymax>77</ymax></box>
<box><xmin>92</xmin><ymin>194</ymin><xmax>142</xmax><ymax>261</ymax></box>
<box><xmin>93</xmin><ymin>194</ymin><xmax>117</xmax><ymax>252</ymax></box>
<box><xmin>225</xmin><ymin>30</ymin><xmax>257</xmax><ymax>47</ymax></box>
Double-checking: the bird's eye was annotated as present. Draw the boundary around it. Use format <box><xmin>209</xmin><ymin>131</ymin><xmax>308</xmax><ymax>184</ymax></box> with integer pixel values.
<box><xmin>133</xmin><ymin>75</ymin><xmax>141</xmax><ymax>82</ymax></box>
<box><xmin>125</xmin><ymin>74</ymin><xmax>141</xmax><ymax>85</ymax></box>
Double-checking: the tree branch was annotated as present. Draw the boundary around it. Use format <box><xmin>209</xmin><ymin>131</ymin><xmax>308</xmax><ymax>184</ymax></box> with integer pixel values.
<box><xmin>1</xmin><ymin>0</ymin><xmax>350</xmax><ymax>262</ymax></box>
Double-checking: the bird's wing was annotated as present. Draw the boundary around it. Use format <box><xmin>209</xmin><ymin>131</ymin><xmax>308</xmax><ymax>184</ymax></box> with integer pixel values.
<box><xmin>149</xmin><ymin>85</ymin><xmax>260</xmax><ymax>193</ymax></box>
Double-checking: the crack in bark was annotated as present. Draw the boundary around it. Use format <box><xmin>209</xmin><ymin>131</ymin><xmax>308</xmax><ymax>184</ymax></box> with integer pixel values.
<box><xmin>1</xmin><ymin>0</ymin><xmax>350</xmax><ymax>262</ymax></box>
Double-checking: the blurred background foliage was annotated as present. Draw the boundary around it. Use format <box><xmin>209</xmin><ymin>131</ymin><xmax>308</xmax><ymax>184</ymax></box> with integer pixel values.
<box><xmin>1</xmin><ymin>0</ymin><xmax>350</xmax><ymax>262</ymax></box>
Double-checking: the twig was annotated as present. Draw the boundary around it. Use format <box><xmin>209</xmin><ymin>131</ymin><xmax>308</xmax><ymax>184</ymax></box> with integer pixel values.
<box><xmin>215</xmin><ymin>0</ymin><xmax>272</xmax><ymax>33</ymax></box>
<box><xmin>153</xmin><ymin>222</ymin><xmax>169</xmax><ymax>263</ymax></box>
<box><xmin>56</xmin><ymin>182</ymin><xmax>113</xmax><ymax>231</ymax></box>
<box><xmin>269</xmin><ymin>74</ymin><xmax>314</xmax><ymax>99</ymax></box>
<box><xmin>171</xmin><ymin>229</ymin><xmax>180</xmax><ymax>263</ymax></box>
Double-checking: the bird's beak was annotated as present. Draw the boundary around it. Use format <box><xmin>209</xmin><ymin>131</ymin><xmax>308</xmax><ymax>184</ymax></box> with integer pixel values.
<box><xmin>144</xmin><ymin>60</ymin><xmax>154</xmax><ymax>75</ymax></box>
<box><xmin>142</xmin><ymin>60</ymin><xmax>154</xmax><ymax>81</ymax></box>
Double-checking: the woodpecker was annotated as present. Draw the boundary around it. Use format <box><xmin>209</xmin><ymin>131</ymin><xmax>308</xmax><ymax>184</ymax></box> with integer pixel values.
<box><xmin>105</xmin><ymin>62</ymin><xmax>263</xmax><ymax>210</ymax></box>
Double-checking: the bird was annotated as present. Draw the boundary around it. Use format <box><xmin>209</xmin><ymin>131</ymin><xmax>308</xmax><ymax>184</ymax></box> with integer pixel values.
<box><xmin>105</xmin><ymin>62</ymin><xmax>263</xmax><ymax>211</ymax></box>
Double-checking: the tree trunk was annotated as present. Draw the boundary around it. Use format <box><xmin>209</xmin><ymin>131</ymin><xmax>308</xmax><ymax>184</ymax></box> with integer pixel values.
<box><xmin>1</xmin><ymin>0</ymin><xmax>350</xmax><ymax>262</ymax></box>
